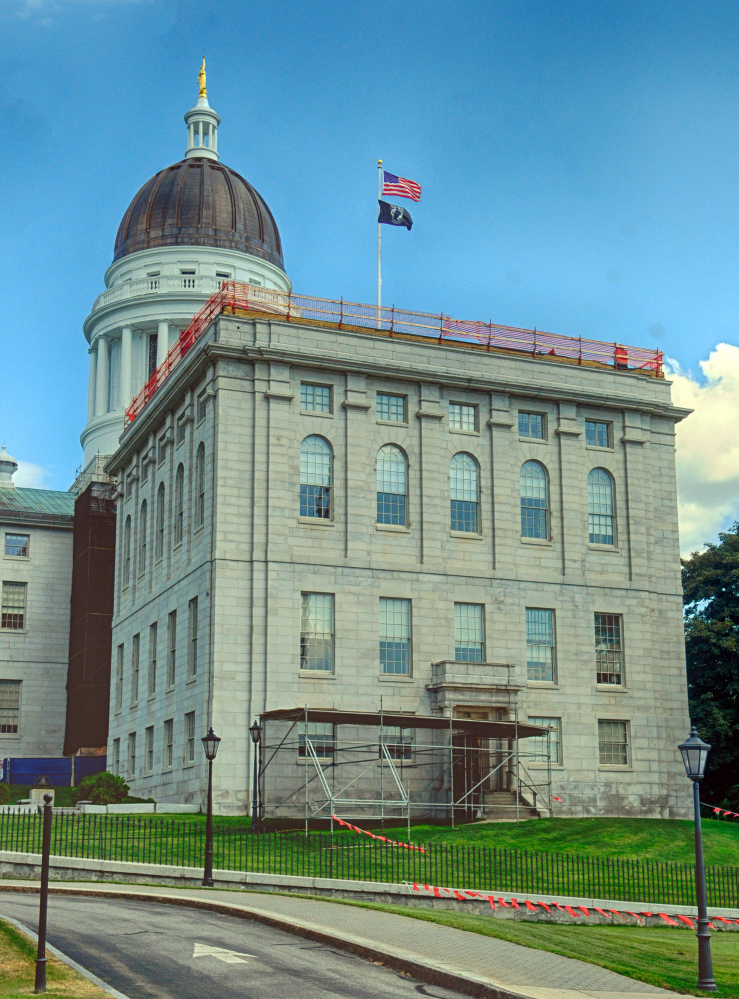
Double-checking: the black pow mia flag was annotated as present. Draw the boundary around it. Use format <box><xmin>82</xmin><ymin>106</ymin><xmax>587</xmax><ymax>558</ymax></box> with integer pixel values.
<box><xmin>378</xmin><ymin>199</ymin><xmax>413</xmax><ymax>230</ymax></box>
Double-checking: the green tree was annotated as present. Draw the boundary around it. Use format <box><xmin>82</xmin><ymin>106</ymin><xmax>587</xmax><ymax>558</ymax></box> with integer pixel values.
<box><xmin>682</xmin><ymin>523</ymin><xmax>739</xmax><ymax>808</ymax></box>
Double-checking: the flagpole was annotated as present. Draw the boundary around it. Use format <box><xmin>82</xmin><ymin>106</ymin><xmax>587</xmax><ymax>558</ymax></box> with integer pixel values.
<box><xmin>377</xmin><ymin>159</ymin><xmax>382</xmax><ymax>328</ymax></box>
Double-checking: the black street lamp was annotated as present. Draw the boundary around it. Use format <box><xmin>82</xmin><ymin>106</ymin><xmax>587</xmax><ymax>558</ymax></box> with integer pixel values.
<box><xmin>249</xmin><ymin>720</ymin><xmax>261</xmax><ymax>834</ymax></box>
<box><xmin>678</xmin><ymin>725</ymin><xmax>717</xmax><ymax>992</ymax></box>
<box><xmin>201</xmin><ymin>727</ymin><xmax>221</xmax><ymax>887</ymax></box>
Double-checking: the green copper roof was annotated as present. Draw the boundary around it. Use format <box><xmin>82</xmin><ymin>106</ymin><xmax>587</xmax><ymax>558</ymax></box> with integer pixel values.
<box><xmin>0</xmin><ymin>487</ymin><xmax>75</xmax><ymax>520</ymax></box>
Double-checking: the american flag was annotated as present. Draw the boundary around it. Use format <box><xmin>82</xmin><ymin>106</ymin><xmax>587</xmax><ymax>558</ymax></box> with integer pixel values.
<box><xmin>382</xmin><ymin>171</ymin><xmax>421</xmax><ymax>202</ymax></box>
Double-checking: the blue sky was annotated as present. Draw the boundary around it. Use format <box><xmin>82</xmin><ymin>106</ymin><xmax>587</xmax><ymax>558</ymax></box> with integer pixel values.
<box><xmin>3</xmin><ymin>0</ymin><xmax>739</xmax><ymax>547</ymax></box>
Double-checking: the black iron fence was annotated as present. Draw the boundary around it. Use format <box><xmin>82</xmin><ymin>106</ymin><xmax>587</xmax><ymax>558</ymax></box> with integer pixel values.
<box><xmin>1</xmin><ymin>811</ymin><xmax>737</xmax><ymax>908</ymax></box>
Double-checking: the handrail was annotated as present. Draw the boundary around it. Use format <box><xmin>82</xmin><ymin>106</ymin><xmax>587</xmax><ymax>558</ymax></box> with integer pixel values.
<box><xmin>125</xmin><ymin>281</ymin><xmax>664</xmax><ymax>426</ymax></box>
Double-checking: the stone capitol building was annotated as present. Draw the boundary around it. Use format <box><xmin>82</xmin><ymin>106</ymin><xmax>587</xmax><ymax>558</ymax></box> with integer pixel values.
<box><xmin>3</xmin><ymin>70</ymin><xmax>692</xmax><ymax>822</ymax></box>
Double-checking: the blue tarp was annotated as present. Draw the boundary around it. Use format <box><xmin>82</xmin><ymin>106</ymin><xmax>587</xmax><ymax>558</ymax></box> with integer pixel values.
<box><xmin>1</xmin><ymin>757</ymin><xmax>107</xmax><ymax>786</ymax></box>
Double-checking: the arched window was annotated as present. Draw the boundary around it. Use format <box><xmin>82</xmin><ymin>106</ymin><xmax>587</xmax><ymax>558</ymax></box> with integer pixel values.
<box><xmin>174</xmin><ymin>464</ymin><xmax>184</xmax><ymax>545</ymax></box>
<box><xmin>123</xmin><ymin>516</ymin><xmax>131</xmax><ymax>587</ymax></box>
<box><xmin>195</xmin><ymin>443</ymin><xmax>205</xmax><ymax>530</ymax></box>
<box><xmin>588</xmin><ymin>468</ymin><xmax>615</xmax><ymax>545</ymax></box>
<box><xmin>300</xmin><ymin>436</ymin><xmax>332</xmax><ymax>519</ymax></box>
<box><xmin>376</xmin><ymin>445</ymin><xmax>407</xmax><ymax>525</ymax></box>
<box><xmin>155</xmin><ymin>482</ymin><xmax>165</xmax><ymax>560</ymax></box>
<box><xmin>520</xmin><ymin>461</ymin><xmax>548</xmax><ymax>539</ymax></box>
<box><xmin>139</xmin><ymin>500</ymin><xmax>147</xmax><ymax>574</ymax></box>
<box><xmin>450</xmin><ymin>453</ymin><xmax>479</xmax><ymax>532</ymax></box>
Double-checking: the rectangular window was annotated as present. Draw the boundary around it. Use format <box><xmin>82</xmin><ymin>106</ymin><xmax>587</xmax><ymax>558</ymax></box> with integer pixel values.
<box><xmin>167</xmin><ymin>610</ymin><xmax>177</xmax><ymax>688</ymax></box>
<box><xmin>380</xmin><ymin>597</ymin><xmax>411</xmax><ymax>675</ymax></box>
<box><xmin>300</xmin><ymin>593</ymin><xmax>334</xmax><ymax>671</ymax></box>
<box><xmin>518</xmin><ymin>412</ymin><xmax>545</xmax><ymax>439</ymax></box>
<box><xmin>379</xmin><ymin>725</ymin><xmax>413</xmax><ymax>761</ymax></box>
<box><xmin>131</xmin><ymin>633</ymin><xmax>140</xmax><ymax>704</ymax></box>
<box><xmin>148</xmin><ymin>622</ymin><xmax>157</xmax><ymax>696</ymax></box>
<box><xmin>298</xmin><ymin>721</ymin><xmax>335</xmax><ymax>758</ymax></box>
<box><xmin>115</xmin><ymin>643</ymin><xmax>124</xmax><ymax>711</ymax></box>
<box><xmin>197</xmin><ymin>392</ymin><xmax>207</xmax><ymax>422</ymax></box>
<box><xmin>377</xmin><ymin>393</ymin><xmax>406</xmax><ymax>423</ymax></box>
<box><xmin>585</xmin><ymin>420</ymin><xmax>612</xmax><ymax>448</ymax></box>
<box><xmin>598</xmin><ymin>719</ymin><xmax>629</xmax><ymax>766</ymax></box>
<box><xmin>0</xmin><ymin>680</ymin><xmax>21</xmax><ymax>734</ymax></box>
<box><xmin>112</xmin><ymin>738</ymin><xmax>120</xmax><ymax>775</ymax></box>
<box><xmin>527</xmin><ymin>717</ymin><xmax>561</xmax><ymax>764</ymax></box>
<box><xmin>300</xmin><ymin>383</ymin><xmax>332</xmax><ymax>413</ymax></box>
<box><xmin>4</xmin><ymin>534</ymin><xmax>29</xmax><ymax>558</ymax></box>
<box><xmin>145</xmin><ymin>726</ymin><xmax>154</xmax><ymax>773</ymax></box>
<box><xmin>125</xmin><ymin>472</ymin><xmax>134</xmax><ymax>499</ymax></box>
<box><xmin>176</xmin><ymin>421</ymin><xmax>186</xmax><ymax>445</ymax></box>
<box><xmin>164</xmin><ymin>719</ymin><xmax>174</xmax><ymax>770</ymax></box>
<box><xmin>148</xmin><ymin>334</ymin><xmax>158</xmax><ymax>380</ymax></box>
<box><xmin>187</xmin><ymin>597</ymin><xmax>198</xmax><ymax>679</ymax></box>
<box><xmin>1</xmin><ymin>582</ymin><xmax>26</xmax><ymax>630</ymax></box>
<box><xmin>185</xmin><ymin>711</ymin><xmax>195</xmax><ymax>763</ymax></box>
<box><xmin>526</xmin><ymin>609</ymin><xmax>556</xmax><ymax>682</ymax></box>
<box><xmin>128</xmin><ymin>732</ymin><xmax>137</xmax><ymax>777</ymax></box>
<box><xmin>454</xmin><ymin>603</ymin><xmax>484</xmax><ymax>662</ymax></box>
<box><xmin>449</xmin><ymin>402</ymin><xmax>477</xmax><ymax>432</ymax></box>
<box><xmin>141</xmin><ymin>459</ymin><xmax>149</xmax><ymax>485</ymax></box>
<box><xmin>595</xmin><ymin>613</ymin><xmax>623</xmax><ymax>685</ymax></box>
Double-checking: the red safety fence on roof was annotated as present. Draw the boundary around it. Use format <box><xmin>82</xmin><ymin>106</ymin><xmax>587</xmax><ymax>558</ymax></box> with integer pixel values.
<box><xmin>124</xmin><ymin>282</ymin><xmax>664</xmax><ymax>426</ymax></box>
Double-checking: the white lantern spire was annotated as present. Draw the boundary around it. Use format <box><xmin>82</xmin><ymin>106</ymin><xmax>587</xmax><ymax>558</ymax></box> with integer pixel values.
<box><xmin>184</xmin><ymin>58</ymin><xmax>220</xmax><ymax>161</ymax></box>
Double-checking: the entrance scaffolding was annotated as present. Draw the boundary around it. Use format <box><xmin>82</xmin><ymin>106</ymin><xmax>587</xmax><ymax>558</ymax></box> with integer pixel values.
<box><xmin>257</xmin><ymin>707</ymin><xmax>552</xmax><ymax>834</ymax></box>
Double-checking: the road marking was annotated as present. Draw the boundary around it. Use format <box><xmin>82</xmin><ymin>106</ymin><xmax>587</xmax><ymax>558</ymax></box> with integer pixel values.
<box><xmin>192</xmin><ymin>942</ymin><xmax>255</xmax><ymax>964</ymax></box>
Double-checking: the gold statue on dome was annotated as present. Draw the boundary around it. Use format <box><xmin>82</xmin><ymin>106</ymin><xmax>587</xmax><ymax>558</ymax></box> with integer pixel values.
<box><xmin>198</xmin><ymin>57</ymin><xmax>207</xmax><ymax>98</ymax></box>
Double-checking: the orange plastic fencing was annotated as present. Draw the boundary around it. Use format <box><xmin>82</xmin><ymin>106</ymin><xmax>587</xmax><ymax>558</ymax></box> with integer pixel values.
<box><xmin>125</xmin><ymin>281</ymin><xmax>663</xmax><ymax>426</ymax></box>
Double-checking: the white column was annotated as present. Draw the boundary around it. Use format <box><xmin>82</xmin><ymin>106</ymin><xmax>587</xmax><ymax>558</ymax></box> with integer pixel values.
<box><xmin>157</xmin><ymin>321</ymin><xmax>170</xmax><ymax>367</ymax></box>
<box><xmin>95</xmin><ymin>337</ymin><xmax>109</xmax><ymax>417</ymax></box>
<box><xmin>87</xmin><ymin>347</ymin><xmax>97</xmax><ymax>422</ymax></box>
<box><xmin>120</xmin><ymin>326</ymin><xmax>133</xmax><ymax>408</ymax></box>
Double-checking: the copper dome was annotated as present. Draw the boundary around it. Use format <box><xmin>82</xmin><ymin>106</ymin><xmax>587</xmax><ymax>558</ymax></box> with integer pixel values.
<box><xmin>113</xmin><ymin>157</ymin><xmax>284</xmax><ymax>268</ymax></box>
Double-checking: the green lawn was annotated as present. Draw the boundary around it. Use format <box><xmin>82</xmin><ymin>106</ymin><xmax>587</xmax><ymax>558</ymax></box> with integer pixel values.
<box><xmin>326</xmin><ymin>897</ymin><xmax>739</xmax><ymax>997</ymax></box>
<box><xmin>0</xmin><ymin>918</ymin><xmax>106</xmax><ymax>998</ymax></box>
<box><xmin>380</xmin><ymin>816</ymin><xmax>739</xmax><ymax>867</ymax></box>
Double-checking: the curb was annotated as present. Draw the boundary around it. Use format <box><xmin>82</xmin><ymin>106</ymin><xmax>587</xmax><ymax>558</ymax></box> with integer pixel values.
<box><xmin>1</xmin><ymin>913</ymin><xmax>131</xmax><ymax>999</ymax></box>
<box><xmin>0</xmin><ymin>882</ymin><xmax>542</xmax><ymax>999</ymax></box>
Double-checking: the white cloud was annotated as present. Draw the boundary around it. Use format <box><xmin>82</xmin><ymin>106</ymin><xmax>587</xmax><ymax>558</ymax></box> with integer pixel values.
<box><xmin>13</xmin><ymin>460</ymin><xmax>46</xmax><ymax>489</ymax></box>
<box><xmin>668</xmin><ymin>343</ymin><xmax>739</xmax><ymax>556</ymax></box>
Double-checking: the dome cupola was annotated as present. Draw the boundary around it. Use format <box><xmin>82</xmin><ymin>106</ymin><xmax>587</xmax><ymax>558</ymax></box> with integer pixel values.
<box><xmin>0</xmin><ymin>445</ymin><xmax>19</xmax><ymax>489</ymax></box>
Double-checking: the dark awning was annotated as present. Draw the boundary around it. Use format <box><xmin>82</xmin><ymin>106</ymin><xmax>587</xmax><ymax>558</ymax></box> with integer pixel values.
<box><xmin>260</xmin><ymin>706</ymin><xmax>547</xmax><ymax>740</ymax></box>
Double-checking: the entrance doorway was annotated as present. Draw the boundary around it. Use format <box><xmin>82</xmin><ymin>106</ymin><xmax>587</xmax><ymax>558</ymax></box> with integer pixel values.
<box><xmin>452</xmin><ymin>708</ymin><xmax>509</xmax><ymax>821</ymax></box>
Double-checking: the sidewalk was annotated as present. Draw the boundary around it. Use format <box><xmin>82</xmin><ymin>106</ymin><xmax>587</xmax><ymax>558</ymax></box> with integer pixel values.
<box><xmin>0</xmin><ymin>879</ymin><xmax>704</xmax><ymax>999</ymax></box>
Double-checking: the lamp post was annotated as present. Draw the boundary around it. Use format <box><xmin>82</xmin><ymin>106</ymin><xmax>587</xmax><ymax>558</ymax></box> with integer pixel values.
<box><xmin>678</xmin><ymin>725</ymin><xmax>717</xmax><ymax>992</ymax></box>
<box><xmin>201</xmin><ymin>727</ymin><xmax>221</xmax><ymax>888</ymax></box>
<box><xmin>249</xmin><ymin>720</ymin><xmax>261</xmax><ymax>834</ymax></box>
<box><xmin>34</xmin><ymin>793</ymin><xmax>53</xmax><ymax>994</ymax></box>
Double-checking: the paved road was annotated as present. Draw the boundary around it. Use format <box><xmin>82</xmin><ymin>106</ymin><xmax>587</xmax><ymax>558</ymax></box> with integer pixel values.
<box><xmin>1</xmin><ymin>892</ymin><xmax>467</xmax><ymax>999</ymax></box>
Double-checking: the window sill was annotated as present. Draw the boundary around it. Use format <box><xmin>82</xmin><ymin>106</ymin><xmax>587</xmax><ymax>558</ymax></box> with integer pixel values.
<box><xmin>376</xmin><ymin>523</ymin><xmax>411</xmax><ymax>534</ymax></box>
<box><xmin>298</xmin><ymin>517</ymin><xmax>335</xmax><ymax>527</ymax></box>
<box><xmin>299</xmin><ymin>671</ymin><xmax>336</xmax><ymax>679</ymax></box>
<box><xmin>186</xmin><ymin>677</ymin><xmax>197</xmax><ymax>686</ymax></box>
<box><xmin>165</xmin><ymin>685</ymin><xmax>175</xmax><ymax>694</ymax></box>
<box><xmin>379</xmin><ymin>674</ymin><xmax>414</xmax><ymax>682</ymax></box>
<box><xmin>193</xmin><ymin>524</ymin><xmax>204</xmax><ymax>535</ymax></box>
<box><xmin>585</xmin><ymin>445</ymin><xmax>614</xmax><ymax>452</ymax></box>
<box><xmin>588</xmin><ymin>544</ymin><xmax>619</xmax><ymax>553</ymax></box>
<box><xmin>376</xmin><ymin>419</ymin><xmax>409</xmax><ymax>428</ymax></box>
<box><xmin>527</xmin><ymin>681</ymin><xmax>559</xmax><ymax>689</ymax></box>
<box><xmin>598</xmin><ymin>765</ymin><xmax>632</xmax><ymax>772</ymax></box>
<box><xmin>596</xmin><ymin>684</ymin><xmax>628</xmax><ymax>693</ymax></box>
<box><xmin>182</xmin><ymin>762</ymin><xmax>195</xmax><ymax>769</ymax></box>
<box><xmin>2</xmin><ymin>555</ymin><xmax>30</xmax><ymax>562</ymax></box>
<box><xmin>519</xmin><ymin>436</ymin><xmax>548</xmax><ymax>444</ymax></box>
<box><xmin>449</xmin><ymin>428</ymin><xmax>480</xmax><ymax>437</ymax></box>
<box><xmin>520</xmin><ymin>537</ymin><xmax>553</xmax><ymax>547</ymax></box>
<box><xmin>147</xmin><ymin>694</ymin><xmax>156</xmax><ymax>702</ymax></box>
<box><xmin>137</xmin><ymin>572</ymin><xmax>146</xmax><ymax>580</ymax></box>
<box><xmin>449</xmin><ymin>530</ymin><xmax>483</xmax><ymax>540</ymax></box>
<box><xmin>173</xmin><ymin>541</ymin><xmax>182</xmax><ymax>551</ymax></box>
<box><xmin>130</xmin><ymin>701</ymin><xmax>138</xmax><ymax>709</ymax></box>
<box><xmin>0</xmin><ymin>629</ymin><xmax>27</xmax><ymax>635</ymax></box>
<box><xmin>300</xmin><ymin>410</ymin><xmax>334</xmax><ymax>418</ymax></box>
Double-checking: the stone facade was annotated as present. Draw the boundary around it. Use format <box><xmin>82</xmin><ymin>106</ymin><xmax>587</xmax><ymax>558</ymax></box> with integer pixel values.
<box><xmin>106</xmin><ymin>311</ymin><xmax>692</xmax><ymax>818</ymax></box>
<box><xmin>0</xmin><ymin>492</ymin><xmax>74</xmax><ymax>760</ymax></box>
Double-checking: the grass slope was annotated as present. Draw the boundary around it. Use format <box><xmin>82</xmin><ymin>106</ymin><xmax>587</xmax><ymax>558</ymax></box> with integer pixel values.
<box><xmin>380</xmin><ymin>817</ymin><xmax>739</xmax><ymax>866</ymax></box>
<box><xmin>0</xmin><ymin>918</ymin><xmax>107</xmax><ymax>998</ymax></box>
<box><xmin>333</xmin><ymin>899</ymin><xmax>739</xmax><ymax>997</ymax></box>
